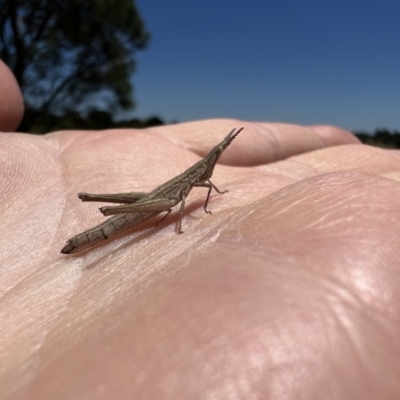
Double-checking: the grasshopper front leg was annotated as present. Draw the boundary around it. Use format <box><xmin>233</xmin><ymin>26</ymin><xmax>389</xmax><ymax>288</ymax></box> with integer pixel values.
<box><xmin>194</xmin><ymin>179</ymin><xmax>228</xmax><ymax>214</ymax></box>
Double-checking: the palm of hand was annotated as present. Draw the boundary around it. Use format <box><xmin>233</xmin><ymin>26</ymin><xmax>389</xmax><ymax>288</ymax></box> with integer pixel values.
<box><xmin>1</xmin><ymin>61</ymin><xmax>400</xmax><ymax>399</ymax></box>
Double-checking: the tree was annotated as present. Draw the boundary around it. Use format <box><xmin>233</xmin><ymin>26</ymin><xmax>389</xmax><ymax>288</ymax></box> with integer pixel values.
<box><xmin>0</xmin><ymin>0</ymin><xmax>149</xmax><ymax>132</ymax></box>
<box><xmin>354</xmin><ymin>129</ymin><xmax>400</xmax><ymax>149</ymax></box>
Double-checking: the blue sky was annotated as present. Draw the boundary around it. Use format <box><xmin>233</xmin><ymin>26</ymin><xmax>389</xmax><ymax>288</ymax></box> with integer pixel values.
<box><xmin>131</xmin><ymin>0</ymin><xmax>400</xmax><ymax>132</ymax></box>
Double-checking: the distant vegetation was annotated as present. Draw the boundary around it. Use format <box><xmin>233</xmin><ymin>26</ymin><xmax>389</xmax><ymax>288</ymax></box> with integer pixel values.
<box><xmin>25</xmin><ymin>109</ymin><xmax>166</xmax><ymax>134</ymax></box>
<box><xmin>0</xmin><ymin>0</ymin><xmax>150</xmax><ymax>133</ymax></box>
<box><xmin>354</xmin><ymin>129</ymin><xmax>400</xmax><ymax>149</ymax></box>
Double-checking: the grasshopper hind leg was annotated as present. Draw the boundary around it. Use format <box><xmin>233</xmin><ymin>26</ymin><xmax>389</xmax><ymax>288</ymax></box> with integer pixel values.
<box><xmin>155</xmin><ymin>209</ymin><xmax>172</xmax><ymax>226</ymax></box>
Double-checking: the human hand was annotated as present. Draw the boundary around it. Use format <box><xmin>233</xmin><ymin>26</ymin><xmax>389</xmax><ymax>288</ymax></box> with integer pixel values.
<box><xmin>2</xmin><ymin>60</ymin><xmax>400</xmax><ymax>399</ymax></box>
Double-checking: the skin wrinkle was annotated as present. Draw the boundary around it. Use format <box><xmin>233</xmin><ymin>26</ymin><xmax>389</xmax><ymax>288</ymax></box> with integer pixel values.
<box><xmin>156</xmin><ymin>269</ymin><xmax>261</xmax><ymax>399</ymax></box>
<box><xmin>307</xmin><ymin>125</ymin><xmax>355</xmax><ymax>148</ymax></box>
<box><xmin>274</xmin><ymin>281</ymin><xmax>368</xmax><ymax>396</ymax></box>
<box><xmin>91</xmin><ymin>228</ymin><xmax>182</xmax><ymax>290</ymax></box>
<box><xmin>254</xmin><ymin>123</ymin><xmax>281</xmax><ymax>163</ymax></box>
<box><xmin>308</xmin><ymin>125</ymin><xmax>331</xmax><ymax>147</ymax></box>
<box><xmin>29</xmin><ymin>264</ymin><xmax>83</xmax><ymax>355</ymax></box>
<box><xmin>0</xmin><ymin>260</ymin><xmax>83</xmax><ymax>398</ymax></box>
<box><xmin>305</xmin><ymin>145</ymin><xmax>400</xmax><ymax>176</ymax></box>
<box><xmin>4</xmin><ymin>136</ymin><xmax>64</xmax><ymax>254</ymax></box>
<box><xmin>270</xmin><ymin>157</ymin><xmax>319</xmax><ymax>180</ymax></box>
<box><xmin>331</xmin><ymin>307</ymin><xmax>373</xmax><ymax>389</ymax></box>
<box><xmin>0</xmin><ymin>136</ymin><xmax>42</xmax><ymax>204</ymax></box>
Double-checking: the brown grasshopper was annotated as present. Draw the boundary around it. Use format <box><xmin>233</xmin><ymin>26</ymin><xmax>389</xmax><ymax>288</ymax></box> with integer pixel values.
<box><xmin>61</xmin><ymin>127</ymin><xmax>244</xmax><ymax>254</ymax></box>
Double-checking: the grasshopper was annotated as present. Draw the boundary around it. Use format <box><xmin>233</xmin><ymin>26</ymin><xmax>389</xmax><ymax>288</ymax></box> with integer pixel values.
<box><xmin>61</xmin><ymin>127</ymin><xmax>244</xmax><ymax>254</ymax></box>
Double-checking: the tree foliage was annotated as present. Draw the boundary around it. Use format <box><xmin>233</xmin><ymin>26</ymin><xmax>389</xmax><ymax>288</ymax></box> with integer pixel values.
<box><xmin>0</xmin><ymin>0</ymin><xmax>149</xmax><ymax>132</ymax></box>
<box><xmin>355</xmin><ymin>129</ymin><xmax>400</xmax><ymax>149</ymax></box>
<box><xmin>27</xmin><ymin>109</ymin><xmax>165</xmax><ymax>133</ymax></box>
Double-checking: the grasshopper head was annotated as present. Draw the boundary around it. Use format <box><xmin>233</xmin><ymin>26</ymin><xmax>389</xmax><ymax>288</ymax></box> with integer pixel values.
<box><xmin>199</xmin><ymin>127</ymin><xmax>243</xmax><ymax>182</ymax></box>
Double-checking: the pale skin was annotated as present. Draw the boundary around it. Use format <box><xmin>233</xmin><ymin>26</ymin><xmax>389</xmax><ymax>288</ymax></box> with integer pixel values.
<box><xmin>1</xmin><ymin>59</ymin><xmax>400</xmax><ymax>399</ymax></box>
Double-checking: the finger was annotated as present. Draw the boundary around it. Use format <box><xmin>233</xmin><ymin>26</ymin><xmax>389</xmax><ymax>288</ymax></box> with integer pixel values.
<box><xmin>0</xmin><ymin>60</ymin><xmax>24</xmax><ymax>132</ymax></box>
<box><xmin>152</xmin><ymin>119</ymin><xmax>360</xmax><ymax>166</ymax></box>
<box><xmin>283</xmin><ymin>140</ymin><xmax>400</xmax><ymax>181</ymax></box>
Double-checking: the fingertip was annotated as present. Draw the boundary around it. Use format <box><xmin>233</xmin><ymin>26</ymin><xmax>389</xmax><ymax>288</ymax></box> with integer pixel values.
<box><xmin>0</xmin><ymin>60</ymin><xmax>24</xmax><ymax>132</ymax></box>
